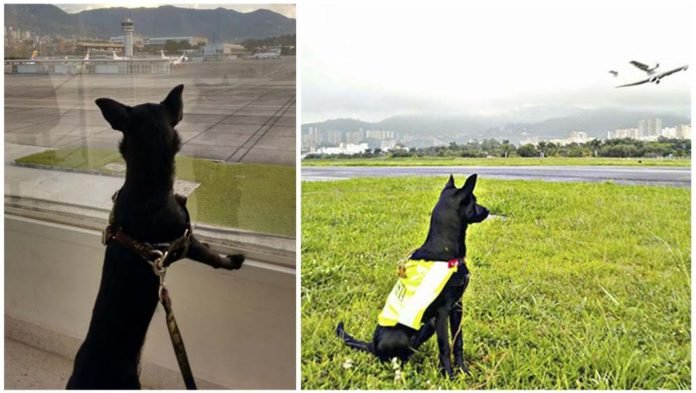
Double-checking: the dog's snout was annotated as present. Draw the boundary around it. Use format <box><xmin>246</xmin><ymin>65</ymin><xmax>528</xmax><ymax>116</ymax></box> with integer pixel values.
<box><xmin>479</xmin><ymin>205</ymin><xmax>489</xmax><ymax>218</ymax></box>
<box><xmin>471</xmin><ymin>204</ymin><xmax>489</xmax><ymax>223</ymax></box>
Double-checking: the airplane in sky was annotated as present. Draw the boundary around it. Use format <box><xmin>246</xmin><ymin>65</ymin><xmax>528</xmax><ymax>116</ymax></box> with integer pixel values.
<box><xmin>629</xmin><ymin>60</ymin><xmax>660</xmax><ymax>75</ymax></box>
<box><xmin>614</xmin><ymin>60</ymin><xmax>688</xmax><ymax>88</ymax></box>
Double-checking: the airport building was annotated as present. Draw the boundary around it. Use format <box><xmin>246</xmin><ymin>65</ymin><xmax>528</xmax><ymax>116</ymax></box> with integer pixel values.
<box><xmin>6</xmin><ymin>18</ymin><xmax>178</xmax><ymax>75</ymax></box>
<box><xmin>121</xmin><ymin>18</ymin><xmax>134</xmax><ymax>57</ymax></box>
<box><xmin>109</xmin><ymin>34</ymin><xmax>146</xmax><ymax>49</ymax></box>
<box><xmin>145</xmin><ymin>36</ymin><xmax>208</xmax><ymax>47</ymax></box>
<box><xmin>202</xmin><ymin>43</ymin><xmax>248</xmax><ymax>58</ymax></box>
<box><xmin>76</xmin><ymin>41</ymin><xmax>125</xmax><ymax>56</ymax></box>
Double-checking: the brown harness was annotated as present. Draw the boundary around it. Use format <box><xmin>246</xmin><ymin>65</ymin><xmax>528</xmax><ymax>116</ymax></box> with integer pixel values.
<box><xmin>102</xmin><ymin>190</ymin><xmax>197</xmax><ymax>390</ymax></box>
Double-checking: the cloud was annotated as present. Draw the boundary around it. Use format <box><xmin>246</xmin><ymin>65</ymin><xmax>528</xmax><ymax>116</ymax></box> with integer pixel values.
<box><xmin>302</xmin><ymin>1</ymin><xmax>691</xmax><ymax>122</ymax></box>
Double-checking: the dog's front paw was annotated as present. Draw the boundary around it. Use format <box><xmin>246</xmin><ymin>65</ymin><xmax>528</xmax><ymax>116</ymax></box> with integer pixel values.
<box><xmin>455</xmin><ymin>363</ymin><xmax>471</xmax><ymax>376</ymax></box>
<box><xmin>440</xmin><ymin>366</ymin><xmax>455</xmax><ymax>380</ymax></box>
<box><xmin>439</xmin><ymin>361</ymin><xmax>455</xmax><ymax>380</ymax></box>
<box><xmin>222</xmin><ymin>254</ymin><xmax>244</xmax><ymax>270</ymax></box>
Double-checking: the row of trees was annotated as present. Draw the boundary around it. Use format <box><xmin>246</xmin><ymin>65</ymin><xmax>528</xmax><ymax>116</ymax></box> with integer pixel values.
<box><xmin>306</xmin><ymin>137</ymin><xmax>691</xmax><ymax>159</ymax></box>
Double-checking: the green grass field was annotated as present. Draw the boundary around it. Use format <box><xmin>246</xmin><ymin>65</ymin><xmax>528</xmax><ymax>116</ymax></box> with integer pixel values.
<box><xmin>301</xmin><ymin>177</ymin><xmax>690</xmax><ymax>389</ymax></box>
<box><xmin>302</xmin><ymin>156</ymin><xmax>691</xmax><ymax>167</ymax></box>
<box><xmin>16</xmin><ymin>148</ymin><xmax>295</xmax><ymax>237</ymax></box>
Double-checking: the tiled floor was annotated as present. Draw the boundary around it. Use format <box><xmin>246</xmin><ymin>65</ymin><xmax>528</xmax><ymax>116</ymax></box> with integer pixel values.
<box><xmin>4</xmin><ymin>59</ymin><xmax>296</xmax><ymax>166</ymax></box>
<box><xmin>4</xmin><ymin>338</ymin><xmax>73</xmax><ymax>389</ymax></box>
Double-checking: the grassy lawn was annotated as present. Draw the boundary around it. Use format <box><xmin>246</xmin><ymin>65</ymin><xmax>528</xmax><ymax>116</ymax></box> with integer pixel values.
<box><xmin>302</xmin><ymin>156</ymin><xmax>691</xmax><ymax>167</ymax></box>
<box><xmin>15</xmin><ymin>148</ymin><xmax>295</xmax><ymax>237</ymax></box>
<box><xmin>301</xmin><ymin>177</ymin><xmax>690</xmax><ymax>389</ymax></box>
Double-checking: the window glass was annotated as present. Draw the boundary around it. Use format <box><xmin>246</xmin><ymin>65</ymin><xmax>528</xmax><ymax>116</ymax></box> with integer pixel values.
<box><xmin>5</xmin><ymin>4</ymin><xmax>296</xmax><ymax>242</ymax></box>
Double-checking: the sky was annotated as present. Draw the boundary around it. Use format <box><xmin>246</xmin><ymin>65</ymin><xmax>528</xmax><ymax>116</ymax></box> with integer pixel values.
<box><xmin>56</xmin><ymin>3</ymin><xmax>296</xmax><ymax>18</ymax></box>
<box><xmin>302</xmin><ymin>0</ymin><xmax>692</xmax><ymax>123</ymax></box>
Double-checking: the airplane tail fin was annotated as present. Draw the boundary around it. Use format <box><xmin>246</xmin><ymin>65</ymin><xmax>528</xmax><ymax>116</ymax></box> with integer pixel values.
<box><xmin>31</xmin><ymin>50</ymin><xmax>38</xmax><ymax>60</ymax></box>
<box><xmin>336</xmin><ymin>322</ymin><xmax>373</xmax><ymax>353</ymax></box>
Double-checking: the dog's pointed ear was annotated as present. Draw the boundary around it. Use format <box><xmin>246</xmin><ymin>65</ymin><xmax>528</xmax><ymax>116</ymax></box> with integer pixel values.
<box><xmin>161</xmin><ymin>84</ymin><xmax>184</xmax><ymax>127</ymax></box>
<box><xmin>444</xmin><ymin>174</ymin><xmax>456</xmax><ymax>189</ymax></box>
<box><xmin>95</xmin><ymin>98</ymin><xmax>130</xmax><ymax>132</ymax></box>
<box><xmin>460</xmin><ymin>174</ymin><xmax>478</xmax><ymax>195</ymax></box>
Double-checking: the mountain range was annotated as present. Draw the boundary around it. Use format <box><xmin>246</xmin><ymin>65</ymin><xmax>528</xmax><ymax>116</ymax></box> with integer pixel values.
<box><xmin>302</xmin><ymin>106</ymin><xmax>690</xmax><ymax>144</ymax></box>
<box><xmin>5</xmin><ymin>4</ymin><xmax>296</xmax><ymax>41</ymax></box>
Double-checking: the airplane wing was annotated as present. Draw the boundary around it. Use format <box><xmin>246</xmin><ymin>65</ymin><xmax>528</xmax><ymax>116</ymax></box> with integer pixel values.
<box><xmin>630</xmin><ymin>60</ymin><xmax>650</xmax><ymax>72</ymax></box>
<box><xmin>615</xmin><ymin>78</ymin><xmax>650</xmax><ymax>88</ymax></box>
<box><xmin>657</xmin><ymin>65</ymin><xmax>688</xmax><ymax>78</ymax></box>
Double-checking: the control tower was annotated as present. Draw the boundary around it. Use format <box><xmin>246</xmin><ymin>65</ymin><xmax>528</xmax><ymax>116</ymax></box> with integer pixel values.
<box><xmin>121</xmin><ymin>18</ymin><xmax>134</xmax><ymax>57</ymax></box>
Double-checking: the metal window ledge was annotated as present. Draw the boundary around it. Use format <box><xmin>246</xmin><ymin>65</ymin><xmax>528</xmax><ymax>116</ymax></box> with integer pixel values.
<box><xmin>5</xmin><ymin>196</ymin><xmax>295</xmax><ymax>273</ymax></box>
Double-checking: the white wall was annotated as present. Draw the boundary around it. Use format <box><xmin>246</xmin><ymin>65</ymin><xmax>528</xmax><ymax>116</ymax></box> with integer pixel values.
<box><xmin>4</xmin><ymin>215</ymin><xmax>295</xmax><ymax>389</ymax></box>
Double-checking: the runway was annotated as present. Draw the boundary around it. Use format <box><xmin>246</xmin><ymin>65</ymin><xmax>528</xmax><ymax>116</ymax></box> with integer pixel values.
<box><xmin>4</xmin><ymin>58</ymin><xmax>296</xmax><ymax>166</ymax></box>
<box><xmin>301</xmin><ymin>165</ymin><xmax>691</xmax><ymax>187</ymax></box>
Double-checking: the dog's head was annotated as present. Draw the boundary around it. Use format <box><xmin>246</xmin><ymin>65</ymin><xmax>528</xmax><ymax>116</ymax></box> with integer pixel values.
<box><xmin>95</xmin><ymin>84</ymin><xmax>184</xmax><ymax>164</ymax></box>
<box><xmin>433</xmin><ymin>173</ymin><xmax>489</xmax><ymax>228</ymax></box>
<box><xmin>412</xmin><ymin>174</ymin><xmax>489</xmax><ymax>260</ymax></box>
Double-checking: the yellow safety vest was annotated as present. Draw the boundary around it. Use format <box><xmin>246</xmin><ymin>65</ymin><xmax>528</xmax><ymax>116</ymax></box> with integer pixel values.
<box><xmin>378</xmin><ymin>259</ymin><xmax>458</xmax><ymax>330</ymax></box>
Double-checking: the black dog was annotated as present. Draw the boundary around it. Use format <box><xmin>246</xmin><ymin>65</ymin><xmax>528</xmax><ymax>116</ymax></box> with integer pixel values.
<box><xmin>336</xmin><ymin>174</ymin><xmax>488</xmax><ymax>378</ymax></box>
<box><xmin>67</xmin><ymin>85</ymin><xmax>244</xmax><ymax>389</ymax></box>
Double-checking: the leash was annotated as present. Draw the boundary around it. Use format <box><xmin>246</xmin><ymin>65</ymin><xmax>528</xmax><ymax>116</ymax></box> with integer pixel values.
<box><xmin>103</xmin><ymin>190</ymin><xmax>197</xmax><ymax>390</ymax></box>
<box><xmin>153</xmin><ymin>254</ymin><xmax>197</xmax><ymax>390</ymax></box>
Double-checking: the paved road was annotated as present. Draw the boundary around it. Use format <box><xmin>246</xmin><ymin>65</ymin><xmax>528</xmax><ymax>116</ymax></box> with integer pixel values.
<box><xmin>4</xmin><ymin>59</ymin><xmax>296</xmax><ymax>166</ymax></box>
<box><xmin>302</xmin><ymin>165</ymin><xmax>691</xmax><ymax>187</ymax></box>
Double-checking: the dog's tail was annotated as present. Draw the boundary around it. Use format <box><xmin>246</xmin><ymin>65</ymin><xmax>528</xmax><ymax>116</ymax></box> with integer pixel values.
<box><xmin>336</xmin><ymin>321</ymin><xmax>373</xmax><ymax>353</ymax></box>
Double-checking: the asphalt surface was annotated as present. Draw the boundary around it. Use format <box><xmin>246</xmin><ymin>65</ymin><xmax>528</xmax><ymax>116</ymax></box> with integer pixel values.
<box><xmin>301</xmin><ymin>165</ymin><xmax>691</xmax><ymax>187</ymax></box>
<box><xmin>4</xmin><ymin>59</ymin><xmax>296</xmax><ymax>166</ymax></box>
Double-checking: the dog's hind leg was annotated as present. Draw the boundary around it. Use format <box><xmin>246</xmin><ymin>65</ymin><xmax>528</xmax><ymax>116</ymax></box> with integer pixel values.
<box><xmin>409</xmin><ymin>318</ymin><xmax>436</xmax><ymax>349</ymax></box>
<box><xmin>449</xmin><ymin>299</ymin><xmax>470</xmax><ymax>375</ymax></box>
<box><xmin>186</xmin><ymin>235</ymin><xmax>244</xmax><ymax>270</ymax></box>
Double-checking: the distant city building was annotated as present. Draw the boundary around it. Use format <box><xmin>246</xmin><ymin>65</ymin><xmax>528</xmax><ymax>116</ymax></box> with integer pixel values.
<box><xmin>519</xmin><ymin>136</ymin><xmax>539</xmax><ymax>146</ymax></box>
<box><xmin>302</xmin><ymin>127</ymin><xmax>321</xmax><ymax>152</ymax></box>
<box><xmin>316</xmin><ymin>143</ymin><xmax>369</xmax><ymax>155</ymax></box>
<box><xmin>608</xmin><ymin>119</ymin><xmax>682</xmax><ymax>141</ymax></box>
<box><xmin>638</xmin><ymin>118</ymin><xmax>662</xmax><ymax>138</ymax></box>
<box><xmin>607</xmin><ymin>128</ymin><xmax>639</xmax><ymax>139</ymax></box>
<box><xmin>365</xmin><ymin>129</ymin><xmax>395</xmax><ymax>140</ymax></box>
<box><xmin>567</xmin><ymin>131</ymin><xmax>589</xmax><ymax>143</ymax></box>
<box><xmin>660</xmin><ymin>127</ymin><xmax>677</xmax><ymax>138</ymax></box>
<box><xmin>547</xmin><ymin>131</ymin><xmax>590</xmax><ymax>146</ymax></box>
<box><xmin>375</xmin><ymin>139</ymin><xmax>398</xmax><ymax>150</ymax></box>
<box><xmin>675</xmin><ymin>124</ymin><xmax>691</xmax><ymax>139</ymax></box>
<box><xmin>301</xmin><ymin>126</ymin><xmax>401</xmax><ymax>153</ymax></box>
<box><xmin>325</xmin><ymin>130</ymin><xmax>343</xmax><ymax>145</ymax></box>
<box><xmin>344</xmin><ymin>129</ymin><xmax>365</xmax><ymax>144</ymax></box>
